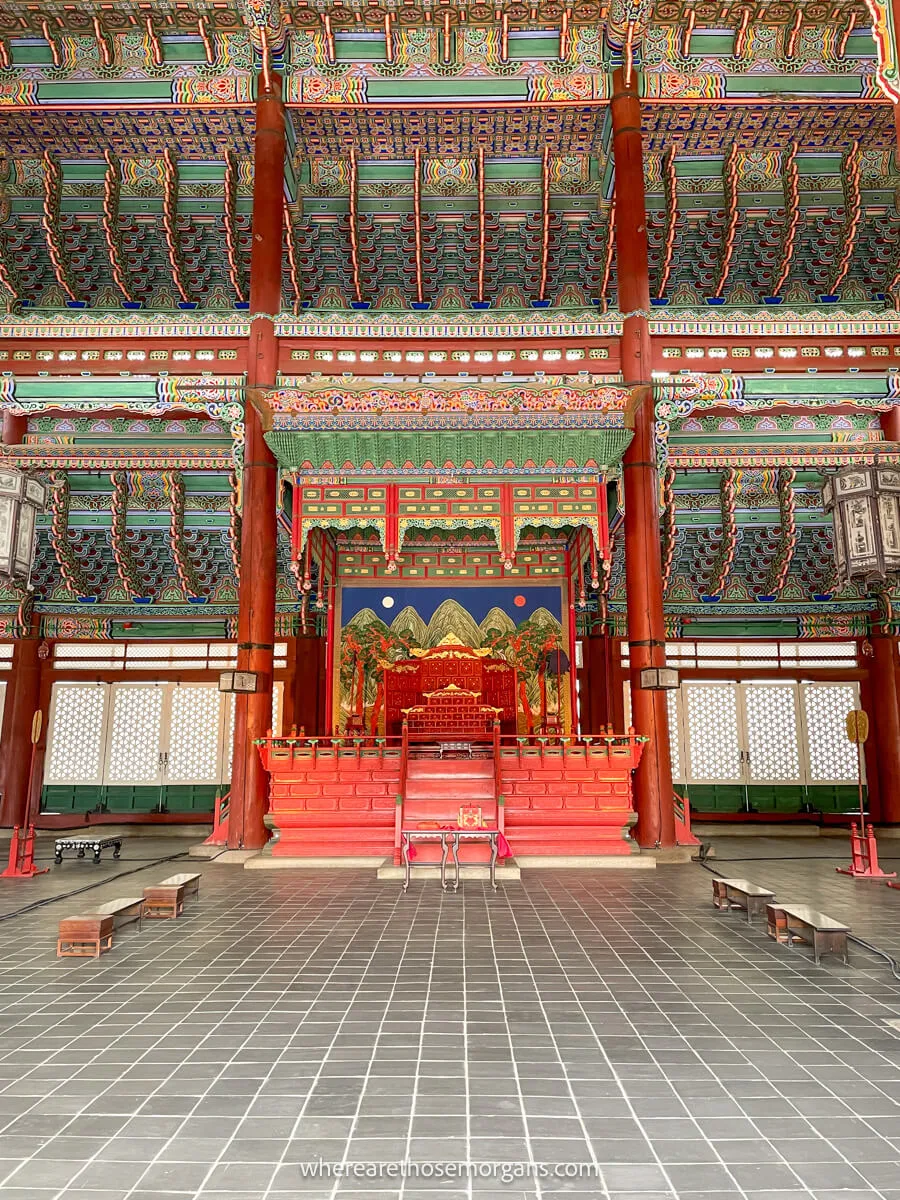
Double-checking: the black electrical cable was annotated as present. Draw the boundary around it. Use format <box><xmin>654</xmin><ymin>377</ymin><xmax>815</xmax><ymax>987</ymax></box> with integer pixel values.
<box><xmin>0</xmin><ymin>848</ymin><xmax>216</xmax><ymax>924</ymax></box>
<box><xmin>692</xmin><ymin>851</ymin><xmax>900</xmax><ymax>981</ymax></box>
<box><xmin>701</xmin><ymin>855</ymin><xmax>893</xmax><ymax>863</ymax></box>
<box><xmin>847</xmin><ymin>935</ymin><xmax>900</xmax><ymax>981</ymax></box>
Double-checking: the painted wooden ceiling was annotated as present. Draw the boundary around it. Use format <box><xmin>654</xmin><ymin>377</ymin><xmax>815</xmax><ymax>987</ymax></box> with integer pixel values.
<box><xmin>0</xmin><ymin>0</ymin><xmax>897</xmax><ymax>313</ymax></box>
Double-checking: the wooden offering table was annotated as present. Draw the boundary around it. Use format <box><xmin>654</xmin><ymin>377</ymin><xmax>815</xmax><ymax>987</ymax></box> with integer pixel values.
<box><xmin>449</xmin><ymin>829</ymin><xmax>501</xmax><ymax>890</ymax></box>
<box><xmin>401</xmin><ymin>829</ymin><xmax>453</xmax><ymax>890</ymax></box>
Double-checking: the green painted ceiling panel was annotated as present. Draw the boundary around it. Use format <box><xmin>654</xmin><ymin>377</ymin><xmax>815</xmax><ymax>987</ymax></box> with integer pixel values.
<box><xmin>366</xmin><ymin>79</ymin><xmax>527</xmax><ymax>100</ymax></box>
<box><xmin>16</xmin><ymin>379</ymin><xmax>159</xmax><ymax>400</ymax></box>
<box><xmin>266</xmin><ymin>429</ymin><xmax>633</xmax><ymax>472</ymax></box>
<box><xmin>742</xmin><ymin>377</ymin><xmax>889</xmax><ymax>399</ymax></box>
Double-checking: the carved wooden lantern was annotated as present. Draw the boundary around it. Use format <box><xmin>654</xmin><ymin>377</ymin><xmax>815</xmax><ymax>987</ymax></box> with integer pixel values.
<box><xmin>0</xmin><ymin>468</ymin><xmax>47</xmax><ymax>584</ymax></box>
<box><xmin>823</xmin><ymin>466</ymin><xmax>900</xmax><ymax>583</ymax></box>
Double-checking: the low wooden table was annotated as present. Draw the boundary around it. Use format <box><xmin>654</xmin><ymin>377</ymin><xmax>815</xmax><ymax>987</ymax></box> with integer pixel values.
<box><xmin>57</xmin><ymin>914</ymin><xmax>114</xmax><ymax>958</ymax></box>
<box><xmin>401</xmin><ymin>830</ymin><xmax>452</xmax><ymax>891</ymax></box>
<box><xmin>766</xmin><ymin>902</ymin><xmax>850</xmax><ymax>965</ymax></box>
<box><xmin>449</xmin><ymin>829</ymin><xmax>501</xmax><ymax>891</ymax></box>
<box><xmin>54</xmin><ymin>837</ymin><xmax>122</xmax><ymax>866</ymax></box>
<box><xmin>92</xmin><ymin>897</ymin><xmax>143</xmax><ymax>931</ymax></box>
<box><xmin>142</xmin><ymin>884</ymin><xmax>185</xmax><ymax>919</ymax></box>
<box><xmin>712</xmin><ymin>878</ymin><xmax>776</xmax><ymax>924</ymax></box>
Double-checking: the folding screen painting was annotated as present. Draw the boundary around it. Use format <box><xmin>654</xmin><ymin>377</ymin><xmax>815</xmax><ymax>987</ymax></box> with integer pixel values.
<box><xmin>338</xmin><ymin>585</ymin><xmax>569</xmax><ymax>736</ymax></box>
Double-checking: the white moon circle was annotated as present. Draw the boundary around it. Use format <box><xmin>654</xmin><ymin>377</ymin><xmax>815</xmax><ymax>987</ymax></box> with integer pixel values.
<box><xmin>381</xmin><ymin>596</ymin><xmax>395</xmax><ymax>609</ymax></box>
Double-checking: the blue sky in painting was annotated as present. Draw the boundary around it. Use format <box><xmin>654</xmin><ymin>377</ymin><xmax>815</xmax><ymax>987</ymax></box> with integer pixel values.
<box><xmin>341</xmin><ymin>585</ymin><xmax>562</xmax><ymax>624</ymax></box>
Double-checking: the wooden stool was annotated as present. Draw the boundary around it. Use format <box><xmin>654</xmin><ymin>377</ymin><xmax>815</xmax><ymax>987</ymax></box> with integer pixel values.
<box><xmin>57</xmin><ymin>914</ymin><xmax>114</xmax><ymax>958</ymax></box>
<box><xmin>142</xmin><ymin>884</ymin><xmax>185</xmax><ymax>919</ymax></box>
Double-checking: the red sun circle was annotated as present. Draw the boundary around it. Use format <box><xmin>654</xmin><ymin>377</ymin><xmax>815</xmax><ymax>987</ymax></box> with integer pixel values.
<box><xmin>513</xmin><ymin>595</ymin><xmax>527</xmax><ymax>607</ymax></box>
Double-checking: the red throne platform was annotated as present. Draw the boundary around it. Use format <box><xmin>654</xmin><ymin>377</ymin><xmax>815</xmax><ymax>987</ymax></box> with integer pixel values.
<box><xmin>258</xmin><ymin>735</ymin><xmax>645</xmax><ymax>861</ymax></box>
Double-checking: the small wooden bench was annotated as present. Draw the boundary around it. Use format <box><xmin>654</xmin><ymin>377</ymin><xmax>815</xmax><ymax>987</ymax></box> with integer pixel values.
<box><xmin>766</xmin><ymin>903</ymin><xmax>850</xmax><ymax>965</ymax></box>
<box><xmin>57</xmin><ymin>914</ymin><xmax>114</xmax><ymax>958</ymax></box>
<box><xmin>158</xmin><ymin>872</ymin><xmax>201</xmax><ymax>900</ymax></box>
<box><xmin>91</xmin><ymin>897</ymin><xmax>143</xmax><ymax>931</ymax></box>
<box><xmin>712</xmin><ymin>878</ymin><xmax>776</xmax><ymax>924</ymax></box>
<box><xmin>142</xmin><ymin>884</ymin><xmax>185</xmax><ymax>920</ymax></box>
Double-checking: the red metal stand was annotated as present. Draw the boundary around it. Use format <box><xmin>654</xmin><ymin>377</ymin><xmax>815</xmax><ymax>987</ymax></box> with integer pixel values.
<box><xmin>836</xmin><ymin>736</ymin><xmax>895</xmax><ymax>879</ymax></box>
<box><xmin>2</xmin><ymin>717</ymin><xmax>49</xmax><ymax>878</ymax></box>
<box><xmin>836</xmin><ymin>822</ymin><xmax>896</xmax><ymax>880</ymax></box>
<box><xmin>2</xmin><ymin>824</ymin><xmax>48</xmax><ymax>878</ymax></box>
<box><xmin>201</xmin><ymin>791</ymin><xmax>230</xmax><ymax>847</ymax></box>
<box><xmin>674</xmin><ymin>790</ymin><xmax>701</xmax><ymax>848</ymax></box>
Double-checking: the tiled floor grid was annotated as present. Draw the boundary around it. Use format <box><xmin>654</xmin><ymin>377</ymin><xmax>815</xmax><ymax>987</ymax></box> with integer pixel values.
<box><xmin>0</xmin><ymin>837</ymin><xmax>899</xmax><ymax>1199</ymax></box>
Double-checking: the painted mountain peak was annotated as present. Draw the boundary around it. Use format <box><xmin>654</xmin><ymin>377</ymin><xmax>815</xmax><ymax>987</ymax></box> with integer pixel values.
<box><xmin>424</xmin><ymin>598</ymin><xmax>483</xmax><ymax>648</ymax></box>
<box><xmin>480</xmin><ymin>607</ymin><xmax>516</xmax><ymax>636</ymax></box>
<box><xmin>390</xmin><ymin>606</ymin><xmax>429</xmax><ymax>645</ymax></box>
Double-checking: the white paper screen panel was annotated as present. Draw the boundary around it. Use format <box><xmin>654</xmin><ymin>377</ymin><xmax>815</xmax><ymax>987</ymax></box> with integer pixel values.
<box><xmin>52</xmin><ymin>641</ymin><xmax>289</xmax><ymax>671</ymax></box>
<box><xmin>45</xmin><ymin>685</ymin><xmax>108</xmax><ymax>785</ymax></box>
<box><xmin>803</xmin><ymin>684</ymin><xmax>859</xmax><ymax>783</ymax></box>
<box><xmin>744</xmin><ymin>685</ymin><xmax>802</xmax><ymax>783</ymax></box>
<box><xmin>666</xmin><ymin>689</ymin><xmax>681</xmax><ymax>782</ymax></box>
<box><xmin>224</xmin><ymin>683</ymin><xmax>282</xmax><ymax>779</ymax></box>
<box><xmin>106</xmin><ymin>686</ymin><xmax>164</xmax><ymax>783</ymax></box>
<box><xmin>167</xmin><ymin>687</ymin><xmax>225</xmax><ymax>783</ymax></box>
<box><xmin>684</xmin><ymin>684</ymin><xmax>743</xmax><ymax>782</ymax></box>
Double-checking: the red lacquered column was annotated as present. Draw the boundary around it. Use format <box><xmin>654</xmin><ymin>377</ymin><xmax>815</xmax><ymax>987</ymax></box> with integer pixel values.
<box><xmin>0</xmin><ymin>633</ymin><xmax>41</xmax><ymax>829</ymax></box>
<box><xmin>228</xmin><ymin>72</ymin><xmax>284</xmax><ymax>849</ymax></box>
<box><xmin>870</xmin><ymin>629</ymin><xmax>900</xmax><ymax>824</ymax></box>
<box><xmin>0</xmin><ymin>412</ymin><xmax>41</xmax><ymax>828</ymax></box>
<box><xmin>611</xmin><ymin>67</ymin><xmax>676</xmax><ymax>848</ymax></box>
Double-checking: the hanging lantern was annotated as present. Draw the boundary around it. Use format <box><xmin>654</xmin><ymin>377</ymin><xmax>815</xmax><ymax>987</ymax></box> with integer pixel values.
<box><xmin>0</xmin><ymin>469</ymin><xmax>47</xmax><ymax>584</ymax></box>
<box><xmin>823</xmin><ymin>466</ymin><xmax>900</xmax><ymax>583</ymax></box>
<box><xmin>640</xmin><ymin>667</ymin><xmax>680</xmax><ymax>691</ymax></box>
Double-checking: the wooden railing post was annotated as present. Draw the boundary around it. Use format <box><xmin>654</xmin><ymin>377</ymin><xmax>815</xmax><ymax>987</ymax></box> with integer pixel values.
<box><xmin>393</xmin><ymin>794</ymin><xmax>403</xmax><ymax>866</ymax></box>
<box><xmin>492</xmin><ymin>720</ymin><xmax>501</xmax><ymax>811</ymax></box>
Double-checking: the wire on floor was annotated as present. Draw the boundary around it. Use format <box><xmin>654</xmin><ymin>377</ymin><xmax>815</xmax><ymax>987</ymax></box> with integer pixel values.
<box><xmin>0</xmin><ymin>849</ymin><xmax>217</xmax><ymax>924</ymax></box>
<box><xmin>692</xmin><ymin>847</ymin><xmax>900</xmax><ymax>981</ymax></box>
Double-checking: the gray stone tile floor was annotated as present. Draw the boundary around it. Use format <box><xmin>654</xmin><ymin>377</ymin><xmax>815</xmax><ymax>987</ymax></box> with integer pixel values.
<box><xmin>0</xmin><ymin>832</ymin><xmax>898</xmax><ymax>1198</ymax></box>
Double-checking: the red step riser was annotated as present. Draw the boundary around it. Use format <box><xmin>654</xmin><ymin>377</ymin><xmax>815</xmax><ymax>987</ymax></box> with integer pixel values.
<box><xmin>407</xmin><ymin>766</ymin><xmax>494</xmax><ymax>779</ymax></box>
<box><xmin>405</xmin><ymin>783</ymin><xmax>494</xmax><ymax>801</ymax></box>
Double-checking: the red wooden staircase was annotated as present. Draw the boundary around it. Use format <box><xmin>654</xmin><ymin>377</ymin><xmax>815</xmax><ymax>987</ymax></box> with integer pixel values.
<box><xmin>404</xmin><ymin>756</ymin><xmax>495</xmax><ymax>822</ymax></box>
<box><xmin>400</xmin><ymin>754</ymin><xmax>497</xmax><ymax>863</ymax></box>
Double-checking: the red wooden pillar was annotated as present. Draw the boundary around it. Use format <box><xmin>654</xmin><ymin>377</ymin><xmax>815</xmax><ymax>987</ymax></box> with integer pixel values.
<box><xmin>2</xmin><ymin>412</ymin><xmax>26</xmax><ymax>446</ymax></box>
<box><xmin>880</xmin><ymin>406</ymin><xmax>900</xmax><ymax>443</ymax></box>
<box><xmin>611</xmin><ymin>67</ymin><xmax>676</xmax><ymax>848</ymax></box>
<box><xmin>0</xmin><ymin>409</ymin><xmax>40</xmax><ymax>828</ymax></box>
<box><xmin>858</xmin><ymin>644</ymin><xmax>882</xmax><ymax>823</ymax></box>
<box><xmin>0</xmin><ymin>633</ymin><xmax>41</xmax><ymax>828</ymax></box>
<box><xmin>228</xmin><ymin>71</ymin><xmax>284</xmax><ymax>850</ymax></box>
<box><xmin>579</xmin><ymin>632</ymin><xmax>622</xmax><ymax>732</ymax></box>
<box><xmin>870</xmin><ymin>629</ymin><xmax>900</xmax><ymax>824</ymax></box>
